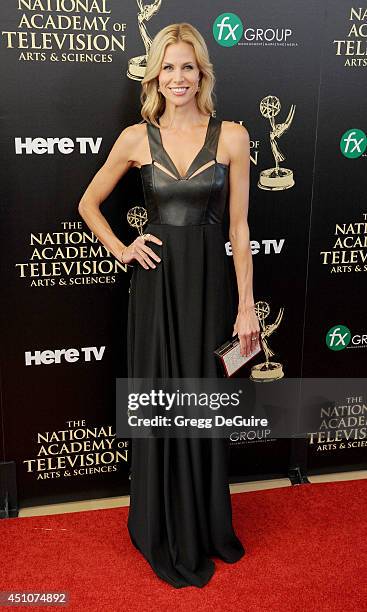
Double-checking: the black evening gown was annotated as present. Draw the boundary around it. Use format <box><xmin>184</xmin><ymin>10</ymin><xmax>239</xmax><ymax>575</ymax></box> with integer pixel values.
<box><xmin>127</xmin><ymin>115</ymin><xmax>245</xmax><ymax>588</ymax></box>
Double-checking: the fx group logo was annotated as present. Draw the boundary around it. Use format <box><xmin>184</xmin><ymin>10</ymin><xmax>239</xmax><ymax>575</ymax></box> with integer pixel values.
<box><xmin>326</xmin><ymin>325</ymin><xmax>351</xmax><ymax>351</ymax></box>
<box><xmin>340</xmin><ymin>129</ymin><xmax>367</xmax><ymax>158</ymax></box>
<box><xmin>213</xmin><ymin>13</ymin><xmax>243</xmax><ymax>47</ymax></box>
<box><xmin>326</xmin><ymin>324</ymin><xmax>367</xmax><ymax>351</ymax></box>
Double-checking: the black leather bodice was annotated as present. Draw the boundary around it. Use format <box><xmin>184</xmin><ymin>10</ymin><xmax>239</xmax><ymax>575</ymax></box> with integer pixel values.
<box><xmin>139</xmin><ymin>115</ymin><xmax>229</xmax><ymax>226</ymax></box>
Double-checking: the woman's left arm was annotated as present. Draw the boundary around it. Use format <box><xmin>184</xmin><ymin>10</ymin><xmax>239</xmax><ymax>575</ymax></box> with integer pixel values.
<box><xmin>226</xmin><ymin>122</ymin><xmax>260</xmax><ymax>357</ymax></box>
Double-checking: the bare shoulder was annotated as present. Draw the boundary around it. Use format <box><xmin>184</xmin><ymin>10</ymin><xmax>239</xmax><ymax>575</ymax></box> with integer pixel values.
<box><xmin>221</xmin><ymin>120</ymin><xmax>249</xmax><ymax>144</ymax></box>
<box><xmin>221</xmin><ymin>120</ymin><xmax>250</xmax><ymax>162</ymax></box>
<box><xmin>110</xmin><ymin>122</ymin><xmax>147</xmax><ymax>166</ymax></box>
<box><xmin>115</xmin><ymin>122</ymin><xmax>146</xmax><ymax>148</ymax></box>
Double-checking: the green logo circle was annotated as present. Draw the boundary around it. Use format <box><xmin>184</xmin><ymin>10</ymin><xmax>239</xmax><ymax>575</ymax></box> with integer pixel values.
<box><xmin>340</xmin><ymin>129</ymin><xmax>367</xmax><ymax>158</ymax></box>
<box><xmin>213</xmin><ymin>13</ymin><xmax>243</xmax><ymax>47</ymax></box>
<box><xmin>326</xmin><ymin>325</ymin><xmax>351</xmax><ymax>351</ymax></box>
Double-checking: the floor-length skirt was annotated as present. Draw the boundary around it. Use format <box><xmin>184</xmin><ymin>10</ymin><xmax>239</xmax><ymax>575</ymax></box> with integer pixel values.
<box><xmin>127</xmin><ymin>223</ymin><xmax>245</xmax><ymax>588</ymax></box>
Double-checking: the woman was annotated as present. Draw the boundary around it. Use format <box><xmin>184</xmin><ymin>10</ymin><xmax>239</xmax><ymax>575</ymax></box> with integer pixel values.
<box><xmin>78</xmin><ymin>22</ymin><xmax>260</xmax><ymax>588</ymax></box>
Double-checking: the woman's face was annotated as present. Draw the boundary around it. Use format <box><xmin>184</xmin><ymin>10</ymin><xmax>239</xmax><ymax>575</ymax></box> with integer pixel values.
<box><xmin>158</xmin><ymin>41</ymin><xmax>201</xmax><ymax>106</ymax></box>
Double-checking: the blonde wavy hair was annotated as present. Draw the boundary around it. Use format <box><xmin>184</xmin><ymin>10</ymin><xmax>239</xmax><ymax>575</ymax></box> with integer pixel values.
<box><xmin>140</xmin><ymin>23</ymin><xmax>216</xmax><ymax>127</ymax></box>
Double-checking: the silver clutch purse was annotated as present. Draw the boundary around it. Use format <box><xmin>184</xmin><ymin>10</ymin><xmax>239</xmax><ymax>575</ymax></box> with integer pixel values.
<box><xmin>214</xmin><ymin>335</ymin><xmax>261</xmax><ymax>377</ymax></box>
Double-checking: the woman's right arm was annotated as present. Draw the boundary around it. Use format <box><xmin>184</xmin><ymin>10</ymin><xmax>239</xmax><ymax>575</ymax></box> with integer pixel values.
<box><xmin>77</xmin><ymin>125</ymin><xmax>161</xmax><ymax>268</ymax></box>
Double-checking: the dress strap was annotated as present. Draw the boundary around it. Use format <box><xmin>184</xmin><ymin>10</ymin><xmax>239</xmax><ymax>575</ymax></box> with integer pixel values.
<box><xmin>205</xmin><ymin>116</ymin><xmax>222</xmax><ymax>159</ymax></box>
<box><xmin>147</xmin><ymin>122</ymin><xmax>176</xmax><ymax>173</ymax></box>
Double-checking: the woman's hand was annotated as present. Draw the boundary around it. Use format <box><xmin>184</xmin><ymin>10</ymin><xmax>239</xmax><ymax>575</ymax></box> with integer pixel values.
<box><xmin>232</xmin><ymin>308</ymin><xmax>260</xmax><ymax>357</ymax></box>
<box><xmin>121</xmin><ymin>234</ymin><xmax>162</xmax><ymax>269</ymax></box>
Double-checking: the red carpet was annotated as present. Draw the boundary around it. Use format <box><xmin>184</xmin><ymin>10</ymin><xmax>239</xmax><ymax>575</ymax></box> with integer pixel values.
<box><xmin>0</xmin><ymin>479</ymin><xmax>366</xmax><ymax>611</ymax></box>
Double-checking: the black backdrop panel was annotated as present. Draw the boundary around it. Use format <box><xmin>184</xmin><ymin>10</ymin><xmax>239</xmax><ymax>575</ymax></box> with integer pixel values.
<box><xmin>301</xmin><ymin>2</ymin><xmax>367</xmax><ymax>471</ymax></box>
<box><xmin>1</xmin><ymin>1</ymin><xmax>363</xmax><ymax>509</ymax></box>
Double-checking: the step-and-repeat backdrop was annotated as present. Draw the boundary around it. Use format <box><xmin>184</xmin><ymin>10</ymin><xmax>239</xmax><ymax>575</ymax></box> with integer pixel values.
<box><xmin>0</xmin><ymin>1</ymin><xmax>366</xmax><ymax>509</ymax></box>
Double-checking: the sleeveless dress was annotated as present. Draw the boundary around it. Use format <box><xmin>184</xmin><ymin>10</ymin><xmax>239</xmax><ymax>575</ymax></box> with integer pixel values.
<box><xmin>127</xmin><ymin>114</ymin><xmax>245</xmax><ymax>588</ymax></box>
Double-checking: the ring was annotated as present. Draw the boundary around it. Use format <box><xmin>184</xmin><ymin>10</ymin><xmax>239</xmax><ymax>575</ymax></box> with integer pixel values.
<box><xmin>141</xmin><ymin>233</ymin><xmax>150</xmax><ymax>242</ymax></box>
<box><xmin>251</xmin><ymin>336</ymin><xmax>257</xmax><ymax>341</ymax></box>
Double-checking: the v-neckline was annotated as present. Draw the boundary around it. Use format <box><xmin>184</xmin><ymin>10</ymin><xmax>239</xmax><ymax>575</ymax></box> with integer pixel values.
<box><xmin>156</xmin><ymin>115</ymin><xmax>212</xmax><ymax>180</ymax></box>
